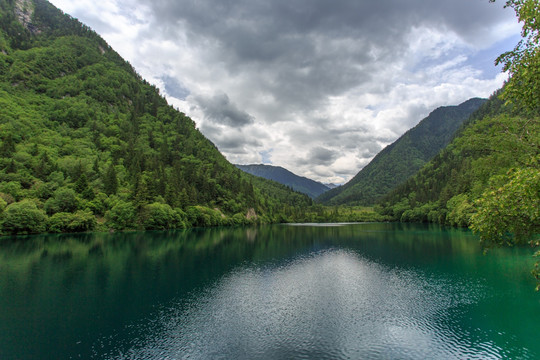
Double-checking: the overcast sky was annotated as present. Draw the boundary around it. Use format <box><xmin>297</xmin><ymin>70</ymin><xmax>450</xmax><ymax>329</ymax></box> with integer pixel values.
<box><xmin>49</xmin><ymin>0</ymin><xmax>521</xmax><ymax>184</ymax></box>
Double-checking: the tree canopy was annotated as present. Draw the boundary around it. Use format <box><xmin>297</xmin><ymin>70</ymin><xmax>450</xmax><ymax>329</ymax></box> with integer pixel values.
<box><xmin>491</xmin><ymin>0</ymin><xmax>540</xmax><ymax>115</ymax></box>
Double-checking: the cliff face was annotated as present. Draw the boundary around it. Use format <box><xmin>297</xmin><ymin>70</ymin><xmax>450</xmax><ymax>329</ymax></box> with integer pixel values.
<box><xmin>15</xmin><ymin>0</ymin><xmax>38</xmax><ymax>33</ymax></box>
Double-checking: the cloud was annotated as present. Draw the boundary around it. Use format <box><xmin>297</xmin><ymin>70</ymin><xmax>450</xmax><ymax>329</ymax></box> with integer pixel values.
<box><xmin>194</xmin><ymin>92</ymin><xmax>254</xmax><ymax>127</ymax></box>
<box><xmin>160</xmin><ymin>75</ymin><xmax>190</xmax><ymax>100</ymax></box>
<box><xmin>308</xmin><ymin>146</ymin><xmax>339</xmax><ymax>166</ymax></box>
<box><xmin>49</xmin><ymin>0</ymin><xmax>521</xmax><ymax>183</ymax></box>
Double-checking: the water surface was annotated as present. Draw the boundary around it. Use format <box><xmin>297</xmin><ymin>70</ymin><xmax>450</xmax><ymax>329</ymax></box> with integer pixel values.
<box><xmin>0</xmin><ymin>223</ymin><xmax>538</xmax><ymax>359</ymax></box>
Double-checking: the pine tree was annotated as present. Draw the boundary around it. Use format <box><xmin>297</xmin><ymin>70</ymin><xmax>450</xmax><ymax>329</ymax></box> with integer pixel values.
<box><xmin>103</xmin><ymin>164</ymin><xmax>118</xmax><ymax>195</ymax></box>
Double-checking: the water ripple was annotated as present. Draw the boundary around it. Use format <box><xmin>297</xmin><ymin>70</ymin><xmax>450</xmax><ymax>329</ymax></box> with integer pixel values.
<box><xmin>107</xmin><ymin>249</ymin><xmax>517</xmax><ymax>359</ymax></box>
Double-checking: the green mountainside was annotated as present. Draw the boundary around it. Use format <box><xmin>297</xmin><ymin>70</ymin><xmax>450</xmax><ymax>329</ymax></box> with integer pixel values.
<box><xmin>378</xmin><ymin>91</ymin><xmax>538</xmax><ymax>219</ymax></box>
<box><xmin>318</xmin><ymin>98</ymin><xmax>486</xmax><ymax>206</ymax></box>
<box><xmin>378</xmin><ymin>91</ymin><xmax>539</xmax><ymax>244</ymax></box>
<box><xmin>0</xmin><ymin>0</ymin><xmax>312</xmax><ymax>234</ymax></box>
<box><xmin>236</xmin><ymin>164</ymin><xmax>330</xmax><ymax>199</ymax></box>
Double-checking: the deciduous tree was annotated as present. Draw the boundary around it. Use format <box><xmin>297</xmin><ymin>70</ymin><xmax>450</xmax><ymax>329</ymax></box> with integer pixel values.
<box><xmin>491</xmin><ymin>0</ymin><xmax>540</xmax><ymax>115</ymax></box>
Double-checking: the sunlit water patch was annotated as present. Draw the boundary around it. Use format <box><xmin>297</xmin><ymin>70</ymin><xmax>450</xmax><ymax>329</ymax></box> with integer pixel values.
<box><xmin>108</xmin><ymin>249</ymin><xmax>512</xmax><ymax>359</ymax></box>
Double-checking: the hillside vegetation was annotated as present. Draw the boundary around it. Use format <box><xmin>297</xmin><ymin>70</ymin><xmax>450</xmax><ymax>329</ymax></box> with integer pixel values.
<box><xmin>0</xmin><ymin>0</ymin><xmax>313</xmax><ymax>235</ymax></box>
<box><xmin>318</xmin><ymin>98</ymin><xmax>486</xmax><ymax>206</ymax></box>
<box><xmin>379</xmin><ymin>93</ymin><xmax>537</xmax><ymax>223</ymax></box>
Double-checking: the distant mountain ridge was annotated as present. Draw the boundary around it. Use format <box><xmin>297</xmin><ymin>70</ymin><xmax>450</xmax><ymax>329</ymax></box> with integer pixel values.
<box><xmin>236</xmin><ymin>164</ymin><xmax>330</xmax><ymax>198</ymax></box>
<box><xmin>317</xmin><ymin>98</ymin><xmax>487</xmax><ymax>205</ymax></box>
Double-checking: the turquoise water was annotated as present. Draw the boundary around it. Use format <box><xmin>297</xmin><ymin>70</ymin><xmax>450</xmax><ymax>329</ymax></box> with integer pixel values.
<box><xmin>0</xmin><ymin>223</ymin><xmax>538</xmax><ymax>359</ymax></box>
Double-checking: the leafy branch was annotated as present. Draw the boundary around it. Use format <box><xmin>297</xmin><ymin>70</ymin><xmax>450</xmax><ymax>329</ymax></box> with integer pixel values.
<box><xmin>490</xmin><ymin>0</ymin><xmax>540</xmax><ymax>115</ymax></box>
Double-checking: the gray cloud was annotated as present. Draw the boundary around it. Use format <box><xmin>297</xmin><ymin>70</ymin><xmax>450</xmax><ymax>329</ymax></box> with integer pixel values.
<box><xmin>199</xmin><ymin>123</ymin><xmax>262</xmax><ymax>155</ymax></box>
<box><xmin>50</xmin><ymin>0</ymin><xmax>519</xmax><ymax>183</ymax></box>
<box><xmin>359</xmin><ymin>142</ymin><xmax>383</xmax><ymax>159</ymax></box>
<box><xmin>307</xmin><ymin>146</ymin><xmax>339</xmax><ymax>166</ymax></box>
<box><xmin>137</xmin><ymin>0</ymin><xmax>511</xmax><ymax>68</ymax></box>
<box><xmin>194</xmin><ymin>92</ymin><xmax>254</xmax><ymax>127</ymax></box>
<box><xmin>137</xmin><ymin>0</ymin><xmax>511</xmax><ymax>121</ymax></box>
<box><xmin>131</xmin><ymin>1</ymin><xmax>404</xmax><ymax>110</ymax></box>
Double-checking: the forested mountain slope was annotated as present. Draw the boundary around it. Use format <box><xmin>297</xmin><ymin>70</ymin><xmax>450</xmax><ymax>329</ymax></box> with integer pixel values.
<box><xmin>0</xmin><ymin>0</ymin><xmax>311</xmax><ymax>234</ymax></box>
<box><xmin>236</xmin><ymin>164</ymin><xmax>330</xmax><ymax>199</ymax></box>
<box><xmin>379</xmin><ymin>91</ymin><xmax>539</xmax><ymax>235</ymax></box>
<box><xmin>377</xmin><ymin>0</ymin><xmax>540</xmax><ymax>285</ymax></box>
<box><xmin>317</xmin><ymin>98</ymin><xmax>486</xmax><ymax>206</ymax></box>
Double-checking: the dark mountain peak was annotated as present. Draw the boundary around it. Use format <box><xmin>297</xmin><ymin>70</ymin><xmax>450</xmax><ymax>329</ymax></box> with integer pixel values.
<box><xmin>236</xmin><ymin>164</ymin><xmax>330</xmax><ymax>199</ymax></box>
<box><xmin>458</xmin><ymin>97</ymin><xmax>488</xmax><ymax>112</ymax></box>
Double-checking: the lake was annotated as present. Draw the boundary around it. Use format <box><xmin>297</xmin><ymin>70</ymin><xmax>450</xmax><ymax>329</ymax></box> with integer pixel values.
<box><xmin>0</xmin><ymin>223</ymin><xmax>539</xmax><ymax>359</ymax></box>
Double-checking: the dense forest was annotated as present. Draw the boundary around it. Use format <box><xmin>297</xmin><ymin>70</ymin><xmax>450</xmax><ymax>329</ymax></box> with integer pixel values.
<box><xmin>379</xmin><ymin>92</ymin><xmax>537</xmax><ymax>224</ymax></box>
<box><xmin>0</xmin><ymin>0</ymin><xmax>320</xmax><ymax>234</ymax></box>
<box><xmin>317</xmin><ymin>98</ymin><xmax>486</xmax><ymax>206</ymax></box>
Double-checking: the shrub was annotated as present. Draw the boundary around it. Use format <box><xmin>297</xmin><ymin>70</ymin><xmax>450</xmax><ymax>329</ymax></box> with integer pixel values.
<box><xmin>0</xmin><ymin>181</ymin><xmax>23</xmax><ymax>201</ymax></box>
<box><xmin>0</xmin><ymin>197</ymin><xmax>6</xmax><ymax>214</ymax></box>
<box><xmin>87</xmin><ymin>192</ymin><xmax>109</xmax><ymax>216</ymax></box>
<box><xmin>446</xmin><ymin>194</ymin><xmax>474</xmax><ymax>227</ymax></box>
<box><xmin>1</xmin><ymin>199</ymin><xmax>48</xmax><ymax>234</ymax></box>
<box><xmin>48</xmin><ymin>210</ymin><xmax>96</xmax><ymax>233</ymax></box>
<box><xmin>106</xmin><ymin>200</ymin><xmax>136</xmax><ymax>230</ymax></box>
<box><xmin>44</xmin><ymin>187</ymin><xmax>79</xmax><ymax>214</ymax></box>
<box><xmin>140</xmin><ymin>202</ymin><xmax>182</xmax><ymax>230</ymax></box>
<box><xmin>185</xmin><ymin>206</ymin><xmax>225</xmax><ymax>227</ymax></box>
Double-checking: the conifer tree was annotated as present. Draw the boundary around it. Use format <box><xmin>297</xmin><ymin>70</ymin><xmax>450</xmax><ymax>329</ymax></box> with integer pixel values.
<box><xmin>103</xmin><ymin>164</ymin><xmax>118</xmax><ymax>195</ymax></box>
